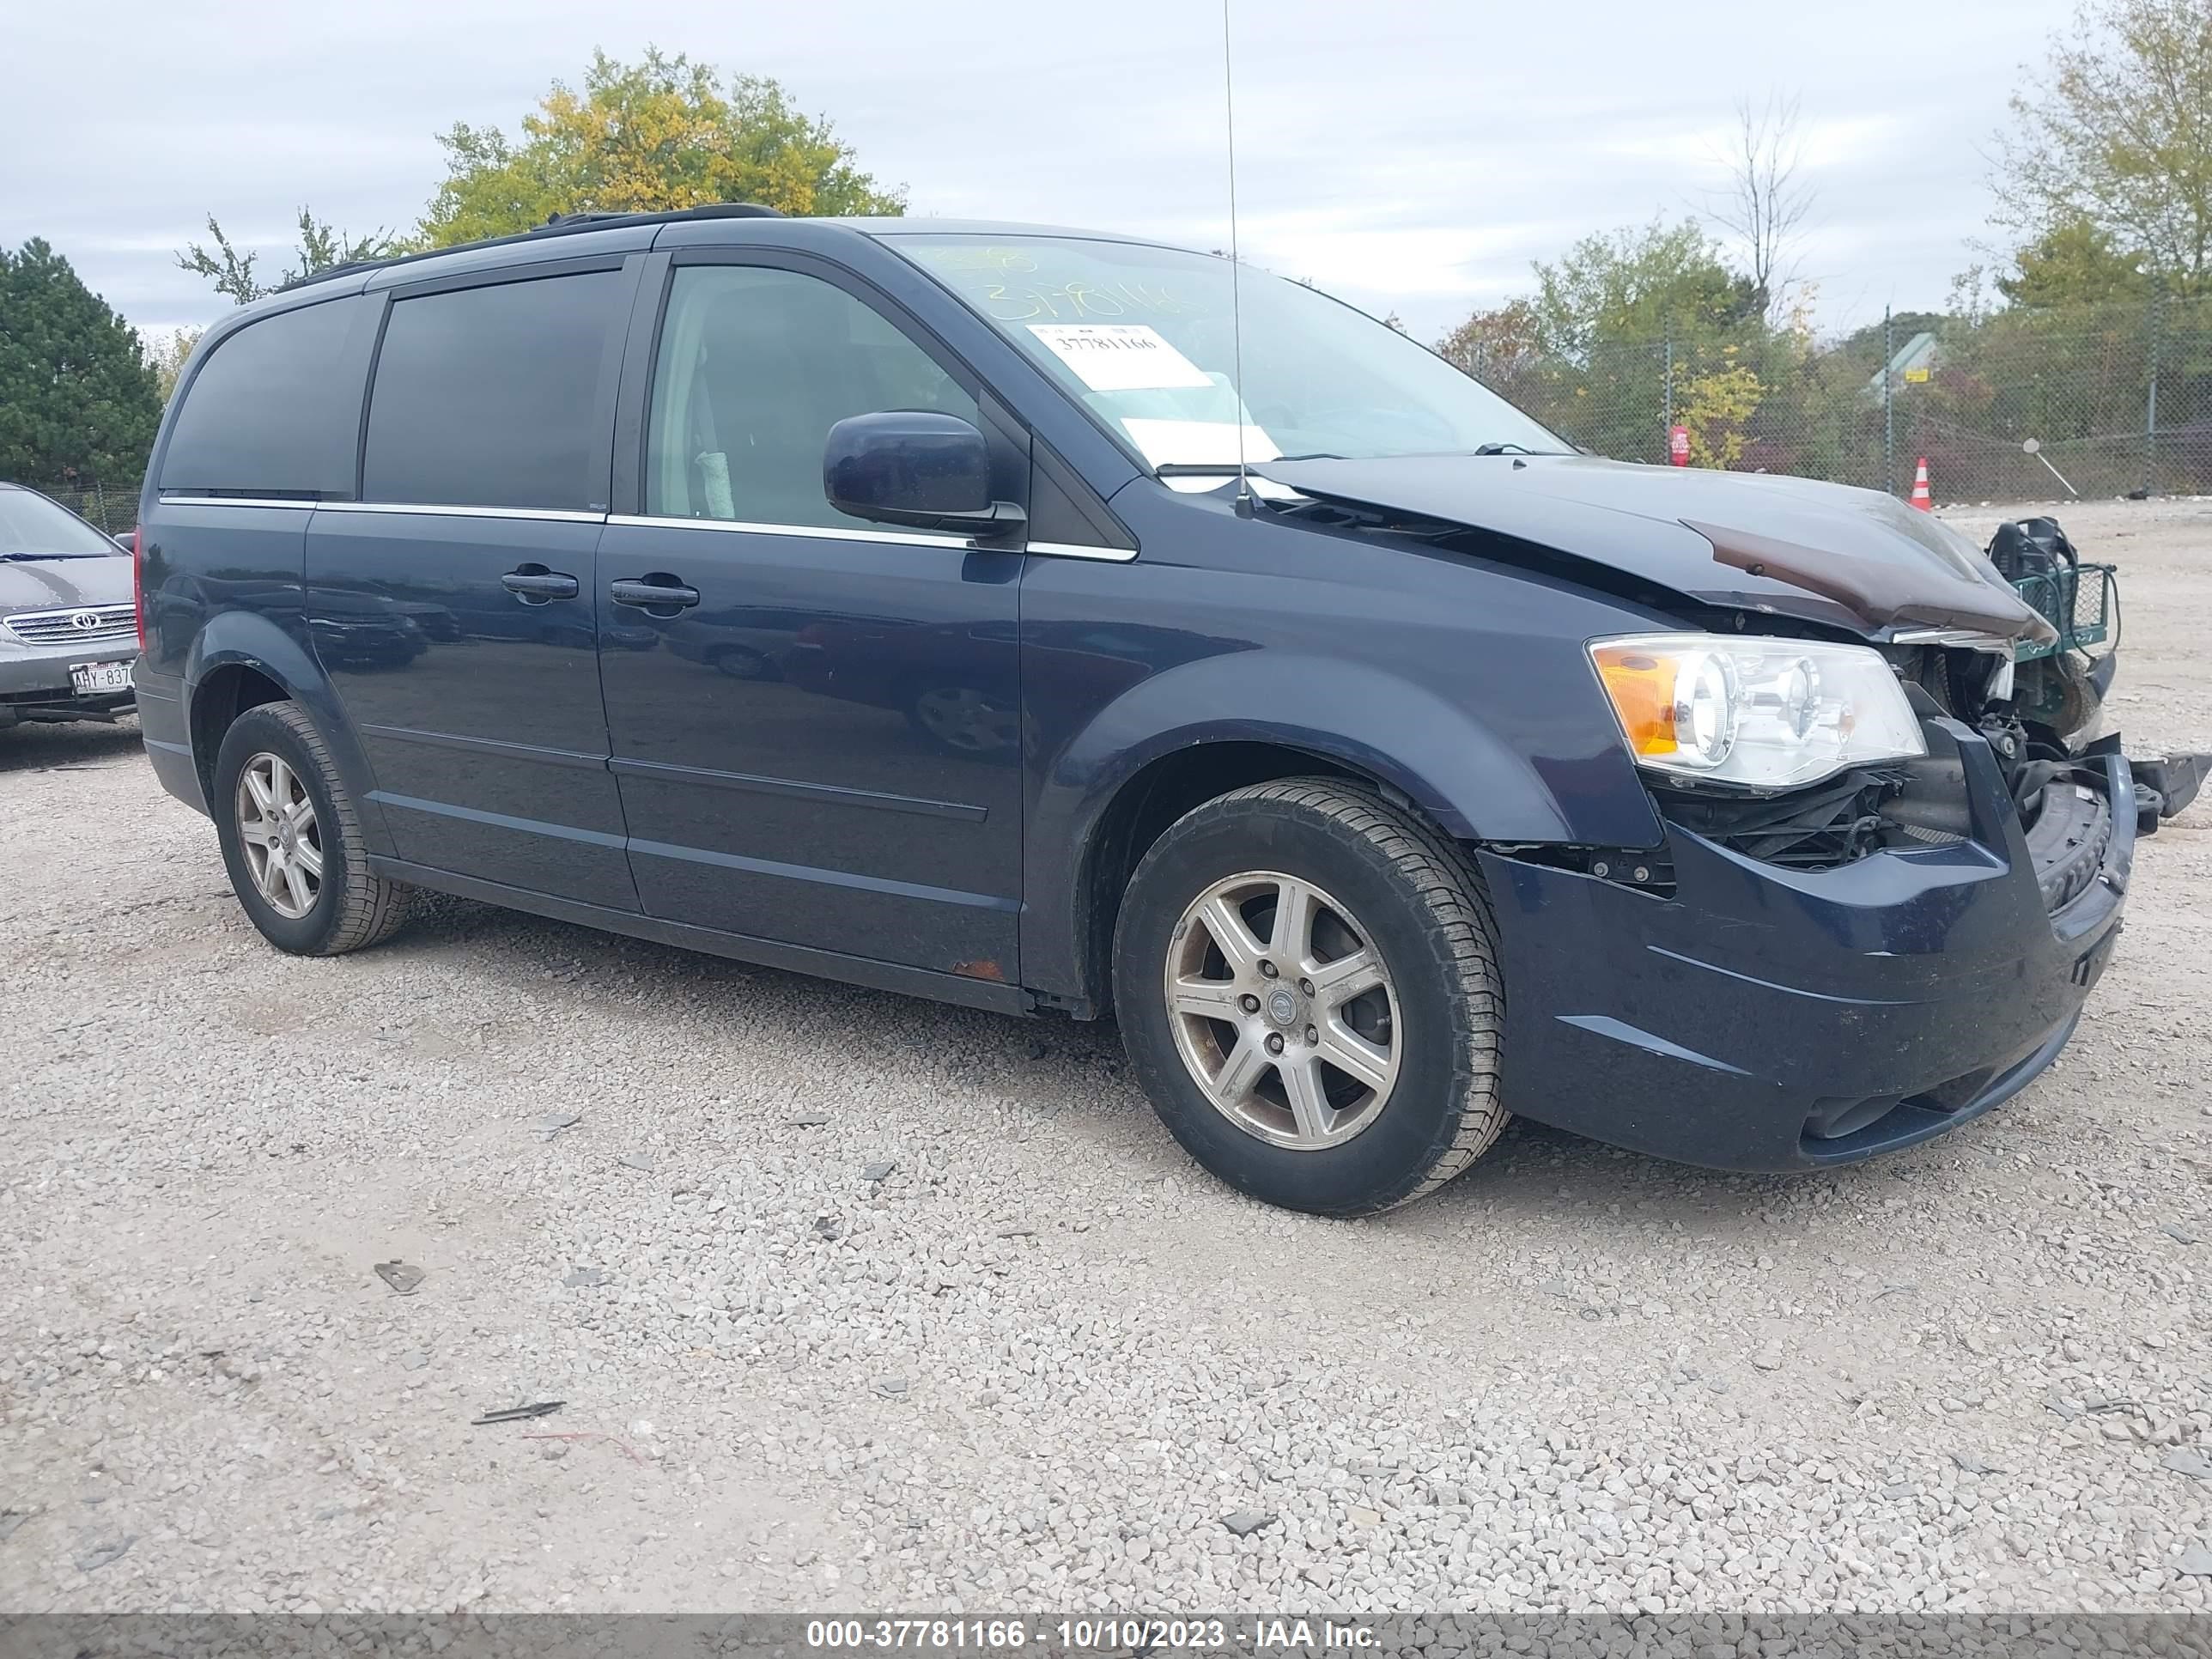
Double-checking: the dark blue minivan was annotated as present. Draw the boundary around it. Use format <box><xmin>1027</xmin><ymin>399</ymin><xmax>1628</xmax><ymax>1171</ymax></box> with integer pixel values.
<box><xmin>134</xmin><ymin>204</ymin><xmax>2156</xmax><ymax>1214</ymax></box>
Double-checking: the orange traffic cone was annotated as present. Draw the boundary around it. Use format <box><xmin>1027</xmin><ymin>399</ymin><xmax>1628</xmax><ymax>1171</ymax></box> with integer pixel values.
<box><xmin>1908</xmin><ymin>457</ymin><xmax>1933</xmax><ymax>511</ymax></box>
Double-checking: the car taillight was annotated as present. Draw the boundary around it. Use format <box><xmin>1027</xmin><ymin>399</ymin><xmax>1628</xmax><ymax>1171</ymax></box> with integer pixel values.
<box><xmin>131</xmin><ymin>526</ymin><xmax>147</xmax><ymax>651</ymax></box>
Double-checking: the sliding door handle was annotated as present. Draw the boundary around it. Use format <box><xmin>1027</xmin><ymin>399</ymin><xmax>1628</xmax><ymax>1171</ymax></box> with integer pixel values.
<box><xmin>610</xmin><ymin>576</ymin><xmax>701</xmax><ymax>610</ymax></box>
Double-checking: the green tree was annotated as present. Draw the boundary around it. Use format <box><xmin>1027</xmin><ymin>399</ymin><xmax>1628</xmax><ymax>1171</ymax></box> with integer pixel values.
<box><xmin>418</xmin><ymin>48</ymin><xmax>904</xmax><ymax>246</ymax></box>
<box><xmin>0</xmin><ymin>239</ymin><xmax>163</xmax><ymax>481</ymax></box>
<box><xmin>1444</xmin><ymin>219</ymin><xmax>1761</xmax><ymax>463</ymax></box>
<box><xmin>177</xmin><ymin>208</ymin><xmax>398</xmax><ymax>305</ymax></box>
<box><xmin>1528</xmin><ymin>218</ymin><xmax>1760</xmax><ymax>360</ymax></box>
<box><xmin>1994</xmin><ymin>216</ymin><xmax>2149</xmax><ymax>305</ymax></box>
<box><xmin>1990</xmin><ymin>0</ymin><xmax>2212</xmax><ymax>297</ymax></box>
<box><xmin>144</xmin><ymin>327</ymin><xmax>204</xmax><ymax>404</ymax></box>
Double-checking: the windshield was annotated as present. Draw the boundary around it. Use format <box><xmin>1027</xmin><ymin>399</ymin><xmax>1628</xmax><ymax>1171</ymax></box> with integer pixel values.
<box><xmin>0</xmin><ymin>489</ymin><xmax>123</xmax><ymax>559</ymax></box>
<box><xmin>891</xmin><ymin>234</ymin><xmax>1564</xmax><ymax>471</ymax></box>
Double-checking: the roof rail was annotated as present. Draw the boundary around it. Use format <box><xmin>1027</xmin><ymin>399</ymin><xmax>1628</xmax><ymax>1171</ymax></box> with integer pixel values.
<box><xmin>286</xmin><ymin>257</ymin><xmax>390</xmax><ymax>288</ymax></box>
<box><xmin>274</xmin><ymin>202</ymin><xmax>790</xmax><ymax>295</ymax></box>
<box><xmin>532</xmin><ymin>203</ymin><xmax>785</xmax><ymax>234</ymax></box>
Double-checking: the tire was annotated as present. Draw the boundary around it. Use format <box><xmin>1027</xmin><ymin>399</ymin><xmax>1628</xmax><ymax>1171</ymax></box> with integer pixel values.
<box><xmin>212</xmin><ymin>700</ymin><xmax>411</xmax><ymax>956</ymax></box>
<box><xmin>1113</xmin><ymin>779</ymin><xmax>1506</xmax><ymax>1216</ymax></box>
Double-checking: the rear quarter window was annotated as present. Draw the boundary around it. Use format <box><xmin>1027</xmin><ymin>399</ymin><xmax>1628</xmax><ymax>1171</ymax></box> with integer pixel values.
<box><xmin>158</xmin><ymin>295</ymin><xmax>377</xmax><ymax>497</ymax></box>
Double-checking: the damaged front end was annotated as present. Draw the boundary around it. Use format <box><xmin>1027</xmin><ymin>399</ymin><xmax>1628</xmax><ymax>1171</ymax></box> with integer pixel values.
<box><xmin>1255</xmin><ymin>455</ymin><xmax>2198</xmax><ymax>1168</ymax></box>
<box><xmin>1476</xmin><ymin>592</ymin><xmax>2159</xmax><ymax>1170</ymax></box>
<box><xmin>1632</xmin><ymin>514</ymin><xmax>2203</xmax><ymax>886</ymax></box>
<box><xmin>1936</xmin><ymin>514</ymin><xmax>2203</xmax><ymax>836</ymax></box>
<box><xmin>1880</xmin><ymin>515</ymin><xmax>2200</xmax><ymax>882</ymax></box>
<box><xmin>1256</xmin><ymin>457</ymin><xmax>2204</xmax><ymax>854</ymax></box>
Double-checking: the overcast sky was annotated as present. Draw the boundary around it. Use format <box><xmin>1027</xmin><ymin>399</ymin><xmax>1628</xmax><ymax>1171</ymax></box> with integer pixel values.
<box><xmin>3</xmin><ymin>0</ymin><xmax>2075</xmax><ymax>346</ymax></box>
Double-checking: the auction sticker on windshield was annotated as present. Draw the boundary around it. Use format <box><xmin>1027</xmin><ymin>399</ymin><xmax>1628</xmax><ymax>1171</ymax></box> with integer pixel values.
<box><xmin>1026</xmin><ymin>324</ymin><xmax>1215</xmax><ymax>392</ymax></box>
<box><xmin>1120</xmin><ymin>417</ymin><xmax>1282</xmax><ymax>469</ymax></box>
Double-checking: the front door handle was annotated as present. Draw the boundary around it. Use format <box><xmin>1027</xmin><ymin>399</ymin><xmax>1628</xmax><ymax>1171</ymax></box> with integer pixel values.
<box><xmin>610</xmin><ymin>576</ymin><xmax>701</xmax><ymax>610</ymax></box>
<box><xmin>501</xmin><ymin>568</ymin><xmax>580</xmax><ymax>602</ymax></box>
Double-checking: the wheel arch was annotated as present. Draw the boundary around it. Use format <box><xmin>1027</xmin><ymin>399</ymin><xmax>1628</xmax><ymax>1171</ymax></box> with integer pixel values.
<box><xmin>1073</xmin><ymin>738</ymin><xmax>1372</xmax><ymax>1016</ymax></box>
<box><xmin>188</xmin><ymin>662</ymin><xmax>289</xmax><ymax>805</ymax></box>
<box><xmin>184</xmin><ymin>614</ymin><xmax>392</xmax><ymax>857</ymax></box>
<box><xmin>1021</xmin><ymin>651</ymin><xmax>1662</xmax><ymax>1014</ymax></box>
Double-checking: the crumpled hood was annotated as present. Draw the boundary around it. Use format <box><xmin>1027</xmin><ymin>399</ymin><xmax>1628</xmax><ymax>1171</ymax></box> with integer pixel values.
<box><xmin>0</xmin><ymin>554</ymin><xmax>132</xmax><ymax>617</ymax></box>
<box><xmin>1259</xmin><ymin>454</ymin><xmax>2054</xmax><ymax>645</ymax></box>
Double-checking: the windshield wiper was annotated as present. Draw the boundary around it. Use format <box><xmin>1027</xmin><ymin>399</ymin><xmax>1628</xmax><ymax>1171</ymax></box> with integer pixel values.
<box><xmin>1471</xmin><ymin>442</ymin><xmax>1541</xmax><ymax>456</ymax></box>
<box><xmin>1154</xmin><ymin>453</ymin><xmax>1344</xmax><ymax>477</ymax></box>
<box><xmin>0</xmin><ymin>550</ymin><xmax>112</xmax><ymax>561</ymax></box>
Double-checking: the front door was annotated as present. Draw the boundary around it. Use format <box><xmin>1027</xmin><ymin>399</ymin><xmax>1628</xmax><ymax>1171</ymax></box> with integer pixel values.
<box><xmin>306</xmin><ymin>262</ymin><xmax>639</xmax><ymax>909</ymax></box>
<box><xmin>596</xmin><ymin>257</ymin><xmax>1025</xmax><ymax>980</ymax></box>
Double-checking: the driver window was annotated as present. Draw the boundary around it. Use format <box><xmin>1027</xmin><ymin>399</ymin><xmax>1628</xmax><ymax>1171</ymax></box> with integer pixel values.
<box><xmin>645</xmin><ymin>265</ymin><xmax>980</xmax><ymax>532</ymax></box>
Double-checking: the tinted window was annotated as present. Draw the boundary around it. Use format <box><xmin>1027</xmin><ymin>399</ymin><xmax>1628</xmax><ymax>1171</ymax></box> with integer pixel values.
<box><xmin>159</xmin><ymin>295</ymin><xmax>374</xmax><ymax>496</ymax></box>
<box><xmin>645</xmin><ymin>265</ymin><xmax>979</xmax><ymax>530</ymax></box>
<box><xmin>363</xmin><ymin>271</ymin><xmax>622</xmax><ymax>511</ymax></box>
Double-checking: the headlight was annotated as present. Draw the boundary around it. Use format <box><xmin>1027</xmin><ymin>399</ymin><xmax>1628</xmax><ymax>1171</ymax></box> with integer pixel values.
<box><xmin>1588</xmin><ymin>632</ymin><xmax>1924</xmax><ymax>790</ymax></box>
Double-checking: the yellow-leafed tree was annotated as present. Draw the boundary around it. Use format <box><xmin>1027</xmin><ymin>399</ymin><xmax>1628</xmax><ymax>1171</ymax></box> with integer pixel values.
<box><xmin>1674</xmin><ymin>349</ymin><xmax>1764</xmax><ymax>470</ymax></box>
<box><xmin>417</xmin><ymin>48</ymin><xmax>905</xmax><ymax>247</ymax></box>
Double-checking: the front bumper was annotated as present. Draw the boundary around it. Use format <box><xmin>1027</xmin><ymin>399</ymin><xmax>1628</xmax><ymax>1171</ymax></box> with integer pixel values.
<box><xmin>1480</xmin><ymin>717</ymin><xmax>2130</xmax><ymax>1172</ymax></box>
<box><xmin>0</xmin><ymin>640</ymin><xmax>137</xmax><ymax>726</ymax></box>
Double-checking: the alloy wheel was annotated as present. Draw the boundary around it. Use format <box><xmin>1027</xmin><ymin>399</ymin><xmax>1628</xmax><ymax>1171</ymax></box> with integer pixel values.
<box><xmin>234</xmin><ymin>751</ymin><xmax>324</xmax><ymax>920</ymax></box>
<box><xmin>1163</xmin><ymin>870</ymin><xmax>1401</xmax><ymax>1149</ymax></box>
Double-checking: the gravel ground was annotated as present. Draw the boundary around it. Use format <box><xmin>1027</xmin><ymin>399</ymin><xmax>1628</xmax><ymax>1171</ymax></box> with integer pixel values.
<box><xmin>2</xmin><ymin>498</ymin><xmax>2208</xmax><ymax>1616</ymax></box>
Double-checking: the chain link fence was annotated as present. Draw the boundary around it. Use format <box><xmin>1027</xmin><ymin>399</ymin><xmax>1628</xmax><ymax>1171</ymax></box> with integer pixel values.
<box><xmin>1447</xmin><ymin>294</ymin><xmax>2212</xmax><ymax>504</ymax></box>
<box><xmin>17</xmin><ymin>475</ymin><xmax>144</xmax><ymax>538</ymax></box>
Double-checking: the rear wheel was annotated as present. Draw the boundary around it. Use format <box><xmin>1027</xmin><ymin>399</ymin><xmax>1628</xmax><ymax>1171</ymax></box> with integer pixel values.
<box><xmin>213</xmin><ymin>701</ymin><xmax>410</xmax><ymax>956</ymax></box>
<box><xmin>1114</xmin><ymin>779</ymin><xmax>1507</xmax><ymax>1216</ymax></box>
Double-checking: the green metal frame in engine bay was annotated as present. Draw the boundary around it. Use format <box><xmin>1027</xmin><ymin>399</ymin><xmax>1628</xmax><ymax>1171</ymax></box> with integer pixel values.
<box><xmin>2011</xmin><ymin>563</ymin><xmax>2118</xmax><ymax>664</ymax></box>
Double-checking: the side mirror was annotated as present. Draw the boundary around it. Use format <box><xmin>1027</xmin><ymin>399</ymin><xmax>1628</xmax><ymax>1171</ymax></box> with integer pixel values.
<box><xmin>823</xmin><ymin>411</ymin><xmax>1025</xmax><ymax>538</ymax></box>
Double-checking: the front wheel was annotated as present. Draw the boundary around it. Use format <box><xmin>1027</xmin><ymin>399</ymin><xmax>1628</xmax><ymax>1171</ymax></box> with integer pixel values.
<box><xmin>1114</xmin><ymin>780</ymin><xmax>1507</xmax><ymax>1216</ymax></box>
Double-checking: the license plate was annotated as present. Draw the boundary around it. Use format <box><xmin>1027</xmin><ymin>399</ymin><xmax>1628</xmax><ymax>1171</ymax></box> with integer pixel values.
<box><xmin>70</xmin><ymin>659</ymin><xmax>133</xmax><ymax>696</ymax></box>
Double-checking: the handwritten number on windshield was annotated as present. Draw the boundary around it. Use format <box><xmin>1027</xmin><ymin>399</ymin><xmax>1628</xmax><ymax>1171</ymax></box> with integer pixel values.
<box><xmin>981</xmin><ymin>281</ymin><xmax>1199</xmax><ymax>324</ymax></box>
